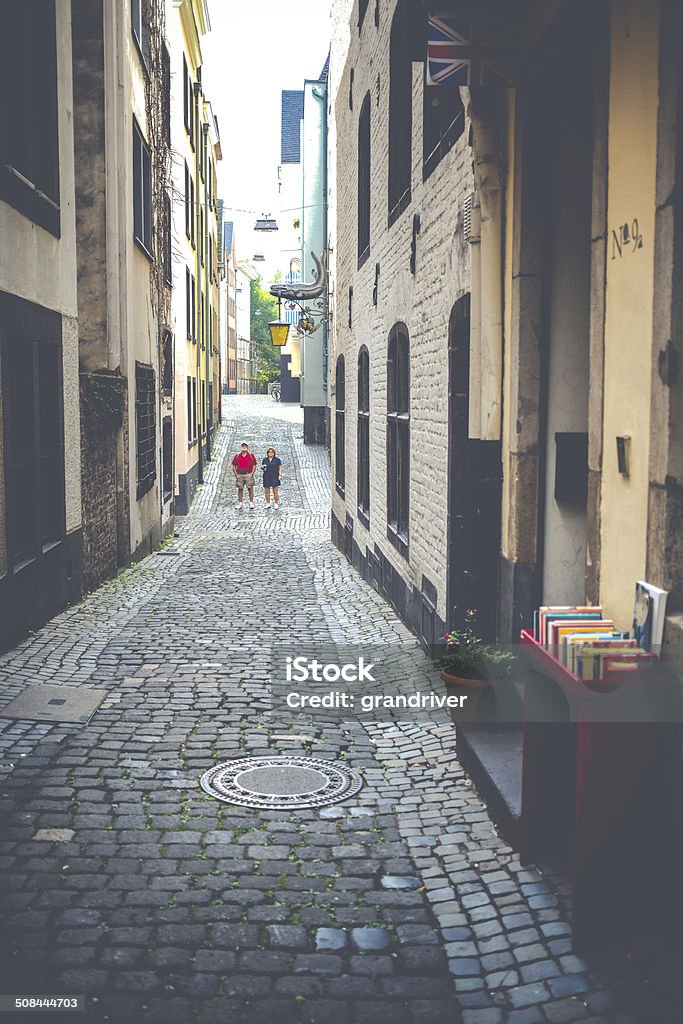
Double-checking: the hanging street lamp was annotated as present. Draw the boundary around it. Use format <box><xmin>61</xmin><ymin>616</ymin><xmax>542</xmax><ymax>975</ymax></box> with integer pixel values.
<box><xmin>268</xmin><ymin>320</ymin><xmax>290</xmax><ymax>347</ymax></box>
<box><xmin>254</xmin><ymin>214</ymin><xmax>278</xmax><ymax>232</ymax></box>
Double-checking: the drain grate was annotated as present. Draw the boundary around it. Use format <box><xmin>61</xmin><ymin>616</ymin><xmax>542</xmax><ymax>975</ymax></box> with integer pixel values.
<box><xmin>0</xmin><ymin>684</ymin><xmax>106</xmax><ymax>724</ymax></box>
<box><xmin>200</xmin><ymin>755</ymin><xmax>363</xmax><ymax>810</ymax></box>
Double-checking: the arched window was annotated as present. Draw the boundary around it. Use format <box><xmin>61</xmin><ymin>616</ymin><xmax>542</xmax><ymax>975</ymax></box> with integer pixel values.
<box><xmin>357</xmin><ymin>92</ymin><xmax>371</xmax><ymax>267</ymax></box>
<box><xmin>335</xmin><ymin>355</ymin><xmax>346</xmax><ymax>496</ymax></box>
<box><xmin>423</xmin><ymin>67</ymin><xmax>464</xmax><ymax>180</ymax></box>
<box><xmin>357</xmin><ymin>347</ymin><xmax>370</xmax><ymax>525</ymax></box>
<box><xmin>388</xmin><ymin>0</ymin><xmax>422</xmax><ymax>226</ymax></box>
<box><xmin>387</xmin><ymin>324</ymin><xmax>410</xmax><ymax>553</ymax></box>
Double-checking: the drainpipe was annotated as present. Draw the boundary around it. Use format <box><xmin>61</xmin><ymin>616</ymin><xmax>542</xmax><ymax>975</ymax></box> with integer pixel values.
<box><xmin>468</xmin><ymin>198</ymin><xmax>482</xmax><ymax>438</ymax></box>
<box><xmin>194</xmin><ymin>81</ymin><xmax>203</xmax><ymax>484</ymax></box>
<box><xmin>217</xmin><ymin>236</ymin><xmax>223</xmax><ymax>421</ymax></box>
<box><xmin>203</xmin><ymin>121</ymin><xmax>211</xmax><ymax>462</ymax></box>
<box><xmin>313</xmin><ymin>83</ymin><xmax>329</xmax><ymax>403</ymax></box>
<box><xmin>312</xmin><ymin>82</ymin><xmax>329</xmax><ymax>443</ymax></box>
<box><xmin>464</xmin><ymin>88</ymin><xmax>503</xmax><ymax>442</ymax></box>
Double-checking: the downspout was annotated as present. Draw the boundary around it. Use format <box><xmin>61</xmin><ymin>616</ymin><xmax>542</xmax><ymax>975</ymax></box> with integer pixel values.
<box><xmin>203</xmin><ymin>121</ymin><xmax>211</xmax><ymax>461</ymax></box>
<box><xmin>312</xmin><ymin>83</ymin><xmax>329</xmax><ymax>413</ymax></box>
<box><xmin>464</xmin><ymin>88</ymin><xmax>503</xmax><ymax>441</ymax></box>
<box><xmin>217</xmin><ymin>228</ymin><xmax>223</xmax><ymax>421</ymax></box>
<box><xmin>194</xmin><ymin>81</ymin><xmax>203</xmax><ymax>484</ymax></box>
<box><xmin>468</xmin><ymin>198</ymin><xmax>482</xmax><ymax>437</ymax></box>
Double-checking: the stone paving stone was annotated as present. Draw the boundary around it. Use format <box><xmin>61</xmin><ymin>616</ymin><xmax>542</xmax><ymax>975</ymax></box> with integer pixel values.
<box><xmin>315</xmin><ymin>928</ymin><xmax>347</xmax><ymax>951</ymax></box>
<box><xmin>0</xmin><ymin>398</ymin><xmax>654</xmax><ymax>1022</ymax></box>
<box><xmin>351</xmin><ymin>927</ymin><xmax>391</xmax><ymax>952</ymax></box>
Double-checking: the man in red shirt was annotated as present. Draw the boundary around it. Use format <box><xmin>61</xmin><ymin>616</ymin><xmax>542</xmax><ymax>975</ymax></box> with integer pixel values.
<box><xmin>232</xmin><ymin>442</ymin><xmax>257</xmax><ymax>510</ymax></box>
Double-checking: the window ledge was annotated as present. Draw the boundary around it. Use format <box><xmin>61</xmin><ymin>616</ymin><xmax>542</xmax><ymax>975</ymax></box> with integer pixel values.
<box><xmin>336</xmin><ymin>483</ymin><xmax>346</xmax><ymax>499</ymax></box>
<box><xmin>132</xmin><ymin>32</ymin><xmax>150</xmax><ymax>78</ymax></box>
<box><xmin>358</xmin><ymin>508</ymin><xmax>370</xmax><ymax>530</ymax></box>
<box><xmin>358</xmin><ymin>247</ymin><xmax>370</xmax><ymax>270</ymax></box>
<box><xmin>388</xmin><ymin>188</ymin><xmax>411</xmax><ymax>229</ymax></box>
<box><xmin>134</xmin><ymin>235</ymin><xmax>153</xmax><ymax>261</ymax></box>
<box><xmin>387</xmin><ymin>524</ymin><xmax>409</xmax><ymax>559</ymax></box>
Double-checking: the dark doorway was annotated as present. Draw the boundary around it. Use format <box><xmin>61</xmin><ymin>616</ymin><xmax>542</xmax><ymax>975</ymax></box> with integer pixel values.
<box><xmin>162</xmin><ymin>415</ymin><xmax>173</xmax><ymax>505</ymax></box>
<box><xmin>447</xmin><ymin>295</ymin><xmax>502</xmax><ymax>640</ymax></box>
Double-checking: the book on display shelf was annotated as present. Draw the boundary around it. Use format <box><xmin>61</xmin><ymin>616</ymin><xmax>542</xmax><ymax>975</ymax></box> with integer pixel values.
<box><xmin>632</xmin><ymin>581</ymin><xmax>668</xmax><ymax>651</ymax></box>
<box><xmin>536</xmin><ymin>607</ymin><xmax>603</xmax><ymax>645</ymax></box>
<box><xmin>551</xmin><ymin>620</ymin><xmax>615</xmax><ymax>649</ymax></box>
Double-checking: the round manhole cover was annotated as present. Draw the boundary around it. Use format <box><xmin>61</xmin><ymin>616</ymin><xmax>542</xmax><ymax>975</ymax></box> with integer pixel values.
<box><xmin>200</xmin><ymin>756</ymin><xmax>363</xmax><ymax>809</ymax></box>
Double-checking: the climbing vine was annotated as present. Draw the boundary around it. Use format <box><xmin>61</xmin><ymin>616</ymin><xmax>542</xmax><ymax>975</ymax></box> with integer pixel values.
<box><xmin>144</xmin><ymin>0</ymin><xmax>173</xmax><ymax>334</ymax></box>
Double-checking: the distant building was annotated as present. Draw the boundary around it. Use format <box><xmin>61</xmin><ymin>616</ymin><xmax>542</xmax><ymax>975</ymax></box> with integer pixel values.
<box><xmin>235</xmin><ymin>261</ymin><xmax>259</xmax><ymax>395</ymax></box>
<box><xmin>223</xmin><ymin>219</ymin><xmax>238</xmax><ymax>393</ymax></box>
<box><xmin>278</xmin><ymin>90</ymin><xmax>304</xmax><ymax>404</ymax></box>
<box><xmin>277</xmin><ymin>66</ymin><xmax>331</xmax><ymax>439</ymax></box>
<box><xmin>0</xmin><ymin>0</ymin><xmax>83</xmax><ymax>650</ymax></box>
<box><xmin>299</xmin><ymin>60</ymin><xmax>330</xmax><ymax>444</ymax></box>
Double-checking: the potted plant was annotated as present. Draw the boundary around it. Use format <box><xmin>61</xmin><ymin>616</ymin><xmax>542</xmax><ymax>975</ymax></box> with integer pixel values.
<box><xmin>438</xmin><ymin>609</ymin><xmax>516</xmax><ymax>687</ymax></box>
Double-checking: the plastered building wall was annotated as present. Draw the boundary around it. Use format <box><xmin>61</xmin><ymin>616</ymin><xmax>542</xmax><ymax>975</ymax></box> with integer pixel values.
<box><xmin>599</xmin><ymin>0</ymin><xmax>660</xmax><ymax>628</ymax></box>
<box><xmin>0</xmin><ymin>0</ymin><xmax>82</xmax><ymax>577</ymax></box>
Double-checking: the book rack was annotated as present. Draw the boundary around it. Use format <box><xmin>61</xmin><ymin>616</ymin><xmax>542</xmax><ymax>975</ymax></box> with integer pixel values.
<box><xmin>519</xmin><ymin>630</ymin><xmax>682</xmax><ymax>951</ymax></box>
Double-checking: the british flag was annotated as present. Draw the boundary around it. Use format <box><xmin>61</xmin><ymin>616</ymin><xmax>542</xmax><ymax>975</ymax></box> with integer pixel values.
<box><xmin>427</xmin><ymin>16</ymin><xmax>519</xmax><ymax>88</ymax></box>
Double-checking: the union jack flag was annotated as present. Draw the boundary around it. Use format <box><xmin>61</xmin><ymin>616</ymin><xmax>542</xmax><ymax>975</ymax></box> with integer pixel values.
<box><xmin>427</xmin><ymin>16</ymin><xmax>519</xmax><ymax>88</ymax></box>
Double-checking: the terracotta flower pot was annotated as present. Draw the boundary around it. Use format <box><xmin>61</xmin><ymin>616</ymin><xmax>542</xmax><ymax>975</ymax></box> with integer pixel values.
<box><xmin>440</xmin><ymin>670</ymin><xmax>490</xmax><ymax>688</ymax></box>
<box><xmin>439</xmin><ymin>670</ymin><xmax>494</xmax><ymax>725</ymax></box>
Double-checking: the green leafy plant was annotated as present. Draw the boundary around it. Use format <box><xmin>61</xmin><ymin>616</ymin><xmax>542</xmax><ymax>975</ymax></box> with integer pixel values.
<box><xmin>439</xmin><ymin>609</ymin><xmax>516</xmax><ymax>680</ymax></box>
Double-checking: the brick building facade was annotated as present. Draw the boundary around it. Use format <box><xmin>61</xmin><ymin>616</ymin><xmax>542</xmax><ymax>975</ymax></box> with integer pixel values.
<box><xmin>331</xmin><ymin>0</ymin><xmax>476</xmax><ymax>643</ymax></box>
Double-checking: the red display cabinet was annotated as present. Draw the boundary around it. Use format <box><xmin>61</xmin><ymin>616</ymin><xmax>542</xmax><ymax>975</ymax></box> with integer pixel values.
<box><xmin>519</xmin><ymin>630</ymin><xmax>682</xmax><ymax>951</ymax></box>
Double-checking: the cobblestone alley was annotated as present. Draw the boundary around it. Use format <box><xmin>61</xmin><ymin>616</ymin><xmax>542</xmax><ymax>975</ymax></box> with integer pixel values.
<box><xmin>0</xmin><ymin>397</ymin><xmax>678</xmax><ymax>1024</ymax></box>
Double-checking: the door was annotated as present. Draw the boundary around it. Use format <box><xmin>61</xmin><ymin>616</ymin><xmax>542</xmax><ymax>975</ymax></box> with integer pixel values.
<box><xmin>447</xmin><ymin>295</ymin><xmax>503</xmax><ymax>640</ymax></box>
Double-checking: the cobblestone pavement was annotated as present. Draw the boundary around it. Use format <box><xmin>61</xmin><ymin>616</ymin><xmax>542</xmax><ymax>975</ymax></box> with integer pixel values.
<box><xmin>0</xmin><ymin>396</ymin><xmax>679</xmax><ymax>1024</ymax></box>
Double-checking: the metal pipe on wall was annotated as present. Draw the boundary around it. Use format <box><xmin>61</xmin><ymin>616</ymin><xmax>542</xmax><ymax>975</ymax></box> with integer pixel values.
<box><xmin>464</xmin><ymin>88</ymin><xmax>504</xmax><ymax>442</ymax></box>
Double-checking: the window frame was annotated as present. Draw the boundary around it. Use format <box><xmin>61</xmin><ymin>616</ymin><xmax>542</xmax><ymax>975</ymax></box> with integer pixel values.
<box><xmin>163</xmin><ymin>192</ymin><xmax>172</xmax><ymax>285</ymax></box>
<box><xmin>161</xmin><ymin>329</ymin><xmax>173</xmax><ymax>398</ymax></box>
<box><xmin>357</xmin><ymin>346</ymin><xmax>370</xmax><ymax>528</ymax></box>
<box><xmin>133</xmin><ymin>119</ymin><xmax>152</xmax><ymax>258</ymax></box>
<box><xmin>357</xmin><ymin>92</ymin><xmax>371</xmax><ymax>268</ymax></box>
<box><xmin>131</xmin><ymin>0</ymin><xmax>150</xmax><ymax>72</ymax></box>
<box><xmin>135</xmin><ymin>361</ymin><xmax>156</xmax><ymax>500</ymax></box>
<box><xmin>388</xmin><ymin>3</ymin><xmax>416</xmax><ymax>227</ymax></box>
<box><xmin>386</xmin><ymin>323</ymin><xmax>410</xmax><ymax>556</ymax></box>
<box><xmin>1</xmin><ymin>299</ymin><xmax>65</xmax><ymax>570</ymax></box>
<box><xmin>184</xmin><ymin>161</ymin><xmax>195</xmax><ymax>248</ymax></box>
<box><xmin>335</xmin><ymin>355</ymin><xmax>346</xmax><ymax>498</ymax></box>
<box><xmin>422</xmin><ymin>64</ymin><xmax>465</xmax><ymax>181</ymax></box>
<box><xmin>0</xmin><ymin>0</ymin><xmax>60</xmax><ymax>236</ymax></box>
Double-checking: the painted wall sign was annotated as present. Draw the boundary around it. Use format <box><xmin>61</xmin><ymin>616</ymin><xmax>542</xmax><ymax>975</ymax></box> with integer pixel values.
<box><xmin>611</xmin><ymin>218</ymin><xmax>644</xmax><ymax>260</ymax></box>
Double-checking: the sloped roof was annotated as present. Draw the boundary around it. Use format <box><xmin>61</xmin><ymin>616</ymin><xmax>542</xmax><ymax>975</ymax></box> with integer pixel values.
<box><xmin>281</xmin><ymin>90</ymin><xmax>304</xmax><ymax>164</ymax></box>
<box><xmin>223</xmin><ymin>220</ymin><xmax>234</xmax><ymax>257</ymax></box>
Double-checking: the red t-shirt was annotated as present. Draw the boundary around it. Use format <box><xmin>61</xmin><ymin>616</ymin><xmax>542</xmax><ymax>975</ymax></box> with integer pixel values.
<box><xmin>233</xmin><ymin>452</ymin><xmax>256</xmax><ymax>472</ymax></box>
